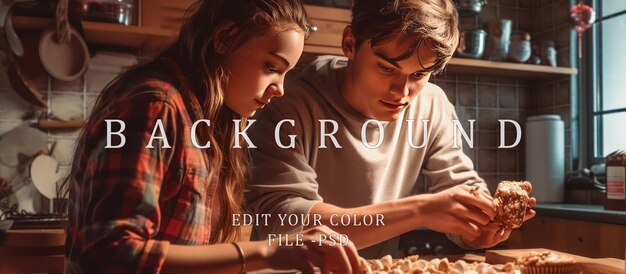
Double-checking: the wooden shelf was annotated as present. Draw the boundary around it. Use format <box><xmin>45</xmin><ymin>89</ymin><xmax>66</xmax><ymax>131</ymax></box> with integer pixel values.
<box><xmin>13</xmin><ymin>16</ymin><xmax>176</xmax><ymax>53</ymax></box>
<box><xmin>445</xmin><ymin>58</ymin><xmax>578</xmax><ymax>79</ymax></box>
<box><xmin>13</xmin><ymin>15</ymin><xmax>577</xmax><ymax>79</ymax></box>
<box><xmin>302</xmin><ymin>49</ymin><xmax>579</xmax><ymax>79</ymax></box>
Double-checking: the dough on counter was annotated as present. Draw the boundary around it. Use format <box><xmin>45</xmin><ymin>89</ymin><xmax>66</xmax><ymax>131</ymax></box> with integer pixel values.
<box><xmin>516</xmin><ymin>251</ymin><xmax>576</xmax><ymax>274</ymax></box>
<box><xmin>360</xmin><ymin>254</ymin><xmax>519</xmax><ymax>274</ymax></box>
<box><xmin>517</xmin><ymin>251</ymin><xmax>576</xmax><ymax>267</ymax></box>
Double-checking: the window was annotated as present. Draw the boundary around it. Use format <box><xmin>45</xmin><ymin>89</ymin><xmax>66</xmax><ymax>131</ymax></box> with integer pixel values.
<box><xmin>592</xmin><ymin>1</ymin><xmax>626</xmax><ymax>160</ymax></box>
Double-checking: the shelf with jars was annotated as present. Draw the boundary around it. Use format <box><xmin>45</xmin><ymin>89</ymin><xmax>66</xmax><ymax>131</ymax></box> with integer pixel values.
<box><xmin>12</xmin><ymin>16</ymin><xmax>175</xmax><ymax>53</ymax></box>
<box><xmin>11</xmin><ymin>4</ymin><xmax>577</xmax><ymax>79</ymax></box>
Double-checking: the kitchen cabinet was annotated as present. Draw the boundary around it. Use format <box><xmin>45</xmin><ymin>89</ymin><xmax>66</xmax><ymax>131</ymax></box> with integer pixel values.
<box><xmin>12</xmin><ymin>4</ymin><xmax>576</xmax><ymax>79</ymax></box>
<box><xmin>139</xmin><ymin>0</ymin><xmax>195</xmax><ymax>32</ymax></box>
<box><xmin>138</xmin><ymin>1</ymin><xmax>352</xmax><ymax>55</ymax></box>
<box><xmin>302</xmin><ymin>5</ymin><xmax>351</xmax><ymax>55</ymax></box>
<box><xmin>0</xmin><ymin>229</ymin><xmax>66</xmax><ymax>274</ymax></box>
<box><xmin>0</xmin><ymin>227</ymin><xmax>251</xmax><ymax>273</ymax></box>
<box><xmin>12</xmin><ymin>4</ymin><xmax>352</xmax><ymax>55</ymax></box>
<box><xmin>506</xmin><ymin>216</ymin><xmax>626</xmax><ymax>259</ymax></box>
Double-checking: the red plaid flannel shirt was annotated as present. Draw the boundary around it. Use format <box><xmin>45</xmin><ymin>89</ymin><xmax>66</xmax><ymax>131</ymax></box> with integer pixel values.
<box><xmin>66</xmin><ymin>59</ymin><xmax>217</xmax><ymax>273</ymax></box>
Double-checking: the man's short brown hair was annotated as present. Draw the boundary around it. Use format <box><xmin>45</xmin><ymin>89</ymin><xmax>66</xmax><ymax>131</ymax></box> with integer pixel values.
<box><xmin>351</xmin><ymin>0</ymin><xmax>459</xmax><ymax>74</ymax></box>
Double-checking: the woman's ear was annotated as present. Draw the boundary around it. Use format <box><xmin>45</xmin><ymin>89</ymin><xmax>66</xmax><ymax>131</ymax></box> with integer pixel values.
<box><xmin>342</xmin><ymin>25</ymin><xmax>357</xmax><ymax>59</ymax></box>
<box><xmin>213</xmin><ymin>22</ymin><xmax>237</xmax><ymax>54</ymax></box>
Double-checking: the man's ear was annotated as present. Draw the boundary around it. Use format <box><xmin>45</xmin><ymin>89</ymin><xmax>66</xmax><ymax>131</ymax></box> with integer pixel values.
<box><xmin>342</xmin><ymin>25</ymin><xmax>357</xmax><ymax>59</ymax></box>
<box><xmin>213</xmin><ymin>22</ymin><xmax>237</xmax><ymax>54</ymax></box>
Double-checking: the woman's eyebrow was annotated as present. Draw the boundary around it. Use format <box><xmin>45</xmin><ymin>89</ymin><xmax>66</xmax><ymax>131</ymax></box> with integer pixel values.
<box><xmin>269</xmin><ymin>52</ymin><xmax>290</xmax><ymax>67</ymax></box>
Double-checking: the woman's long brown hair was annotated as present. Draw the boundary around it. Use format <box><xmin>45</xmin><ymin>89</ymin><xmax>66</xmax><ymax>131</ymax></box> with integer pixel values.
<box><xmin>62</xmin><ymin>0</ymin><xmax>310</xmax><ymax>244</ymax></box>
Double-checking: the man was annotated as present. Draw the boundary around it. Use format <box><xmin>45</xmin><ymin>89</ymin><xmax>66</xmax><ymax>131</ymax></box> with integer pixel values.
<box><xmin>246</xmin><ymin>0</ymin><xmax>535</xmax><ymax>259</ymax></box>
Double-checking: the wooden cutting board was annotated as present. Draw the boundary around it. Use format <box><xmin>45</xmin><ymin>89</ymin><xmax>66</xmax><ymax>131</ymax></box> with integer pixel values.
<box><xmin>486</xmin><ymin>248</ymin><xmax>625</xmax><ymax>274</ymax></box>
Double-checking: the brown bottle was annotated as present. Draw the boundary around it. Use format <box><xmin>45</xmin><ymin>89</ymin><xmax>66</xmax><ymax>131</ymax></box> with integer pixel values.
<box><xmin>605</xmin><ymin>149</ymin><xmax>626</xmax><ymax>211</ymax></box>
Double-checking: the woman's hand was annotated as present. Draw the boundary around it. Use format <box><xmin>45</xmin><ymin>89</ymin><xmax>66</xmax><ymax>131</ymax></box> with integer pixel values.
<box><xmin>417</xmin><ymin>184</ymin><xmax>496</xmax><ymax>242</ymax></box>
<box><xmin>264</xmin><ymin>225</ymin><xmax>361</xmax><ymax>274</ymax></box>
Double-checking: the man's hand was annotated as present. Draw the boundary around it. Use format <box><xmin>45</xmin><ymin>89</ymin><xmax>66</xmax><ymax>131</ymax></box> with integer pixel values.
<box><xmin>463</xmin><ymin>197</ymin><xmax>537</xmax><ymax>249</ymax></box>
<box><xmin>418</xmin><ymin>185</ymin><xmax>496</xmax><ymax>242</ymax></box>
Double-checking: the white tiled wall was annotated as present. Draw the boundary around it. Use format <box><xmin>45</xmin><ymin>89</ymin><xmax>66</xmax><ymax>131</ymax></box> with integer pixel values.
<box><xmin>49</xmin><ymin>92</ymin><xmax>85</xmax><ymax>121</ymax></box>
<box><xmin>0</xmin><ymin>49</ymin><xmax>137</xmax><ymax>213</ymax></box>
<box><xmin>0</xmin><ymin>88</ymin><xmax>32</xmax><ymax>122</ymax></box>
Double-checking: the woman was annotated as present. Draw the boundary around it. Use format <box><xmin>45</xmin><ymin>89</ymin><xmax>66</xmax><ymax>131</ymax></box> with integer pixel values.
<box><xmin>63</xmin><ymin>0</ymin><xmax>360</xmax><ymax>273</ymax></box>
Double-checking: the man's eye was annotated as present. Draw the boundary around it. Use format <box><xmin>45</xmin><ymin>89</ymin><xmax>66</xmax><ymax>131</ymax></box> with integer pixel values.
<box><xmin>411</xmin><ymin>72</ymin><xmax>426</xmax><ymax>79</ymax></box>
<box><xmin>377</xmin><ymin>63</ymin><xmax>394</xmax><ymax>73</ymax></box>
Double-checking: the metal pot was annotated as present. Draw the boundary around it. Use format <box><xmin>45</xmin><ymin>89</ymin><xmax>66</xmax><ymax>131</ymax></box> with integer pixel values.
<box><xmin>455</xmin><ymin>0</ymin><xmax>488</xmax><ymax>17</ymax></box>
<box><xmin>455</xmin><ymin>29</ymin><xmax>486</xmax><ymax>59</ymax></box>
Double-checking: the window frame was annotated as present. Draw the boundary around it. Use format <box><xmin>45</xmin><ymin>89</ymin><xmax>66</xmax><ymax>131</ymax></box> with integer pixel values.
<box><xmin>585</xmin><ymin>0</ymin><xmax>626</xmax><ymax>166</ymax></box>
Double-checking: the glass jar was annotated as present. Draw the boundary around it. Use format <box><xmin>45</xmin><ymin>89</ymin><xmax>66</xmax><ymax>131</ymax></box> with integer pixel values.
<box><xmin>526</xmin><ymin>44</ymin><xmax>542</xmax><ymax>65</ymax></box>
<box><xmin>72</xmin><ymin>0</ymin><xmax>136</xmax><ymax>25</ymax></box>
<box><xmin>605</xmin><ymin>149</ymin><xmax>626</xmax><ymax>211</ymax></box>
<box><xmin>540</xmin><ymin>40</ymin><xmax>557</xmax><ymax>67</ymax></box>
<box><xmin>508</xmin><ymin>32</ymin><xmax>531</xmax><ymax>63</ymax></box>
<box><xmin>484</xmin><ymin>19</ymin><xmax>512</xmax><ymax>61</ymax></box>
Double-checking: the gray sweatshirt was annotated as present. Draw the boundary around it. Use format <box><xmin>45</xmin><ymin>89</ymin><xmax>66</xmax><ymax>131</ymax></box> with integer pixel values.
<box><xmin>245</xmin><ymin>56</ymin><xmax>488</xmax><ymax>259</ymax></box>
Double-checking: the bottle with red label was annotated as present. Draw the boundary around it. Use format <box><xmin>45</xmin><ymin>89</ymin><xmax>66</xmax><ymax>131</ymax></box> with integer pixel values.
<box><xmin>605</xmin><ymin>149</ymin><xmax>626</xmax><ymax>211</ymax></box>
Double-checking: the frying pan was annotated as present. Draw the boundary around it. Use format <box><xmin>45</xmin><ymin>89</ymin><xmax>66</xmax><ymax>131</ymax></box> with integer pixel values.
<box><xmin>4</xmin><ymin>12</ymin><xmax>23</xmax><ymax>56</ymax></box>
<box><xmin>0</xmin><ymin>1</ymin><xmax>10</xmax><ymax>29</ymax></box>
<box><xmin>8</xmin><ymin>60</ymin><xmax>47</xmax><ymax>108</ymax></box>
<box><xmin>1</xmin><ymin>0</ymin><xmax>24</xmax><ymax>56</ymax></box>
<box><xmin>7</xmin><ymin>31</ymin><xmax>52</xmax><ymax>107</ymax></box>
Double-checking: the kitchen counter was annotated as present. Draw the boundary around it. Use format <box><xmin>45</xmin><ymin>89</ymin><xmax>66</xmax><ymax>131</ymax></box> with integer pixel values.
<box><xmin>250</xmin><ymin>249</ymin><xmax>625</xmax><ymax>274</ymax></box>
<box><xmin>534</xmin><ymin>203</ymin><xmax>626</xmax><ymax>225</ymax></box>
